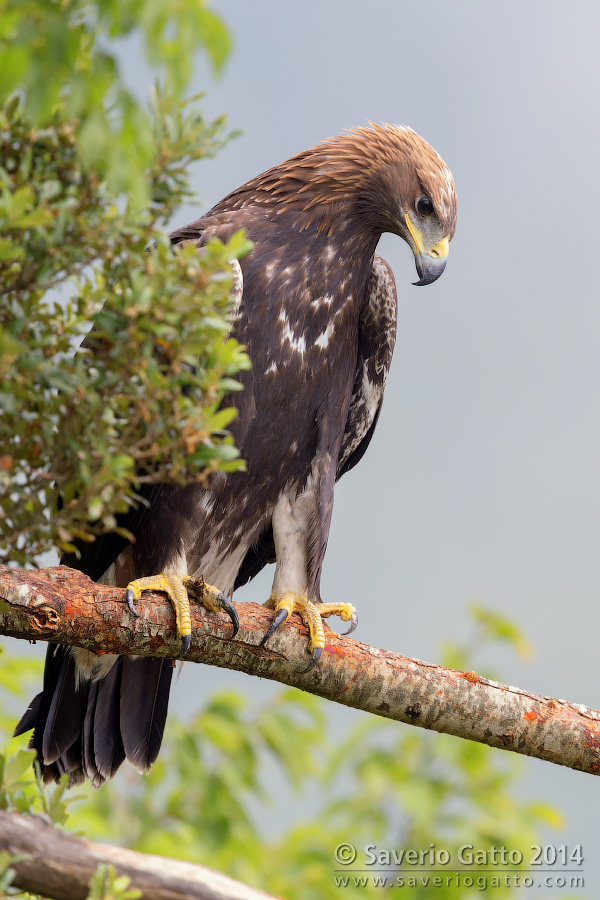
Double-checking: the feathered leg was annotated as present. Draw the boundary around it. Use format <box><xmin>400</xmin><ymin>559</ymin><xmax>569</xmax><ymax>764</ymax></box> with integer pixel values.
<box><xmin>260</xmin><ymin>484</ymin><xmax>357</xmax><ymax>669</ymax></box>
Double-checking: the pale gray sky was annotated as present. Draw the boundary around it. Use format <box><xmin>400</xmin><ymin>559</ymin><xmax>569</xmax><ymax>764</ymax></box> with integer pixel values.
<box><xmin>12</xmin><ymin>1</ymin><xmax>600</xmax><ymax>892</ymax></box>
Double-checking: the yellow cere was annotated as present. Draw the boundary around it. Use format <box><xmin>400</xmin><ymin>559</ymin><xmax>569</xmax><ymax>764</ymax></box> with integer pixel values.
<box><xmin>404</xmin><ymin>215</ymin><xmax>449</xmax><ymax>259</ymax></box>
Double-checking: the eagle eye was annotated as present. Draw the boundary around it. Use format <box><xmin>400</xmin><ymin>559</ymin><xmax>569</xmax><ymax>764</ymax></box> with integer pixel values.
<box><xmin>415</xmin><ymin>196</ymin><xmax>434</xmax><ymax>217</ymax></box>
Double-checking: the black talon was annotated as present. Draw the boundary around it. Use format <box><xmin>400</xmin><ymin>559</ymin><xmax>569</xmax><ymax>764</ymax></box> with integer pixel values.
<box><xmin>300</xmin><ymin>645</ymin><xmax>323</xmax><ymax>674</ymax></box>
<box><xmin>260</xmin><ymin>608</ymin><xmax>289</xmax><ymax>647</ymax></box>
<box><xmin>216</xmin><ymin>592</ymin><xmax>239</xmax><ymax>638</ymax></box>
<box><xmin>181</xmin><ymin>634</ymin><xmax>191</xmax><ymax>655</ymax></box>
<box><xmin>125</xmin><ymin>588</ymin><xmax>140</xmax><ymax>618</ymax></box>
<box><xmin>342</xmin><ymin>610</ymin><xmax>358</xmax><ymax>636</ymax></box>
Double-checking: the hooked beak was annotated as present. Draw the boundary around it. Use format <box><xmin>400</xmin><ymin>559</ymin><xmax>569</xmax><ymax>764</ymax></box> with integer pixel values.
<box><xmin>404</xmin><ymin>214</ymin><xmax>449</xmax><ymax>286</ymax></box>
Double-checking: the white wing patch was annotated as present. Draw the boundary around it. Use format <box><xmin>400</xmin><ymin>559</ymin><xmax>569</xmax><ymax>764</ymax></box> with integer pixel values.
<box><xmin>310</xmin><ymin>293</ymin><xmax>334</xmax><ymax>310</ymax></box>
<box><xmin>279</xmin><ymin>308</ymin><xmax>307</xmax><ymax>356</ymax></box>
<box><xmin>229</xmin><ymin>258</ymin><xmax>243</xmax><ymax>322</ymax></box>
<box><xmin>314</xmin><ymin>320</ymin><xmax>335</xmax><ymax>349</ymax></box>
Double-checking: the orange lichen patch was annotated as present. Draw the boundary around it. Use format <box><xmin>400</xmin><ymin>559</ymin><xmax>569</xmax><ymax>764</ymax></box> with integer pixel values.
<box><xmin>524</xmin><ymin>709</ymin><xmax>547</xmax><ymax>724</ymax></box>
<box><xmin>458</xmin><ymin>670</ymin><xmax>480</xmax><ymax>684</ymax></box>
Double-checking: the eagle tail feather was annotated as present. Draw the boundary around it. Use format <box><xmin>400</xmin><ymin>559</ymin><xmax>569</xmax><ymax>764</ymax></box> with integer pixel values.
<box><xmin>12</xmin><ymin>689</ymin><xmax>43</xmax><ymax>738</ymax></box>
<box><xmin>42</xmin><ymin>648</ymin><xmax>90</xmax><ymax>765</ymax></box>
<box><xmin>119</xmin><ymin>656</ymin><xmax>172</xmax><ymax>773</ymax></box>
<box><xmin>93</xmin><ymin>658</ymin><xmax>127</xmax><ymax>782</ymax></box>
<box><xmin>14</xmin><ymin>647</ymin><xmax>172</xmax><ymax>785</ymax></box>
<box><xmin>83</xmin><ymin>679</ymin><xmax>103</xmax><ymax>787</ymax></box>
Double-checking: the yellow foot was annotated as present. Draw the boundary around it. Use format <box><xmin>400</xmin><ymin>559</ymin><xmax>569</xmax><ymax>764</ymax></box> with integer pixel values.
<box><xmin>125</xmin><ymin>573</ymin><xmax>239</xmax><ymax>655</ymax></box>
<box><xmin>260</xmin><ymin>591</ymin><xmax>358</xmax><ymax>670</ymax></box>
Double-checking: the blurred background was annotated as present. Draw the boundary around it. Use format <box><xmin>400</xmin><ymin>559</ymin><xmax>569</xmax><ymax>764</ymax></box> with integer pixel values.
<box><xmin>6</xmin><ymin>0</ymin><xmax>600</xmax><ymax>894</ymax></box>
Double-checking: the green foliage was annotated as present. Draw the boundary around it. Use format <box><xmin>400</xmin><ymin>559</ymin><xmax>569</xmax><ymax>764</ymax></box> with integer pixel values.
<box><xmin>0</xmin><ymin>0</ymin><xmax>231</xmax><ymax>204</ymax></box>
<box><xmin>441</xmin><ymin>602</ymin><xmax>534</xmax><ymax>676</ymax></box>
<box><xmin>0</xmin><ymin>610</ymin><xmax>580</xmax><ymax>900</ymax></box>
<box><xmin>0</xmin><ymin>643</ymin><xmax>75</xmax><ymax>826</ymax></box>
<box><xmin>0</xmin><ymin>851</ymin><xmax>25</xmax><ymax>896</ymax></box>
<box><xmin>0</xmin><ymin>91</ymin><xmax>251</xmax><ymax>566</ymax></box>
<box><xmin>86</xmin><ymin>865</ymin><xmax>141</xmax><ymax>900</ymax></box>
<box><xmin>0</xmin><ymin>645</ymin><xmax>42</xmax><ymax>736</ymax></box>
<box><xmin>0</xmin><ymin>0</ymin><xmax>250</xmax><ymax>566</ymax></box>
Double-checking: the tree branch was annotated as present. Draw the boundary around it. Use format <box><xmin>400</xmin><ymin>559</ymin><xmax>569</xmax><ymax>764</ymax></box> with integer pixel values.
<box><xmin>0</xmin><ymin>809</ymin><xmax>278</xmax><ymax>900</ymax></box>
<box><xmin>1</xmin><ymin>564</ymin><xmax>599</xmax><ymax>776</ymax></box>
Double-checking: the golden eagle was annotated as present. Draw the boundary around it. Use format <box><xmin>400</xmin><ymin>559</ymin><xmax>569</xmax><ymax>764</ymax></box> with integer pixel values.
<box><xmin>16</xmin><ymin>124</ymin><xmax>457</xmax><ymax>786</ymax></box>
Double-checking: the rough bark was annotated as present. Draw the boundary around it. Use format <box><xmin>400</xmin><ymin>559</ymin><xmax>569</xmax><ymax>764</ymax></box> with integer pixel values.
<box><xmin>1</xmin><ymin>564</ymin><xmax>599</xmax><ymax>775</ymax></box>
<box><xmin>0</xmin><ymin>809</ymin><xmax>279</xmax><ymax>900</ymax></box>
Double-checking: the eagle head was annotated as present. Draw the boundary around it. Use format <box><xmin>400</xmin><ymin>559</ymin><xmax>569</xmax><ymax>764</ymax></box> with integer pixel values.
<box><xmin>205</xmin><ymin>122</ymin><xmax>457</xmax><ymax>288</ymax></box>
<box><xmin>347</xmin><ymin>123</ymin><xmax>457</xmax><ymax>286</ymax></box>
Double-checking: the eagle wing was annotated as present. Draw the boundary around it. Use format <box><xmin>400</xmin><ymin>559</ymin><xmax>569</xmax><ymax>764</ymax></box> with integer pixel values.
<box><xmin>234</xmin><ymin>254</ymin><xmax>397</xmax><ymax>589</ymax></box>
<box><xmin>336</xmin><ymin>256</ymin><xmax>397</xmax><ymax>478</ymax></box>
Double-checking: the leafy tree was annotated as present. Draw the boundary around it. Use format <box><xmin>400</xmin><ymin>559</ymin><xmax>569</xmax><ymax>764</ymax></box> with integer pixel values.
<box><xmin>0</xmin><ymin>1</ymin><xmax>250</xmax><ymax>567</ymax></box>
<box><xmin>0</xmin><ymin>0</ymin><xmax>231</xmax><ymax>205</ymax></box>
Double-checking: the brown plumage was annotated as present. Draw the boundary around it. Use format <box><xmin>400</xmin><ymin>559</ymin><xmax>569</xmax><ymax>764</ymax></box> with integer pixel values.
<box><xmin>16</xmin><ymin>123</ymin><xmax>457</xmax><ymax>786</ymax></box>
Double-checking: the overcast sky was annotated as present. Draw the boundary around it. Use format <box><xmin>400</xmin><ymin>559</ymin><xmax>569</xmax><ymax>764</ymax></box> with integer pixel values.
<box><xmin>14</xmin><ymin>1</ymin><xmax>600</xmax><ymax>892</ymax></box>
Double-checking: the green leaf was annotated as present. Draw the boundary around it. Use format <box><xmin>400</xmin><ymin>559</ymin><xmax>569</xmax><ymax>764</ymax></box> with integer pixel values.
<box><xmin>4</xmin><ymin>749</ymin><xmax>35</xmax><ymax>784</ymax></box>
